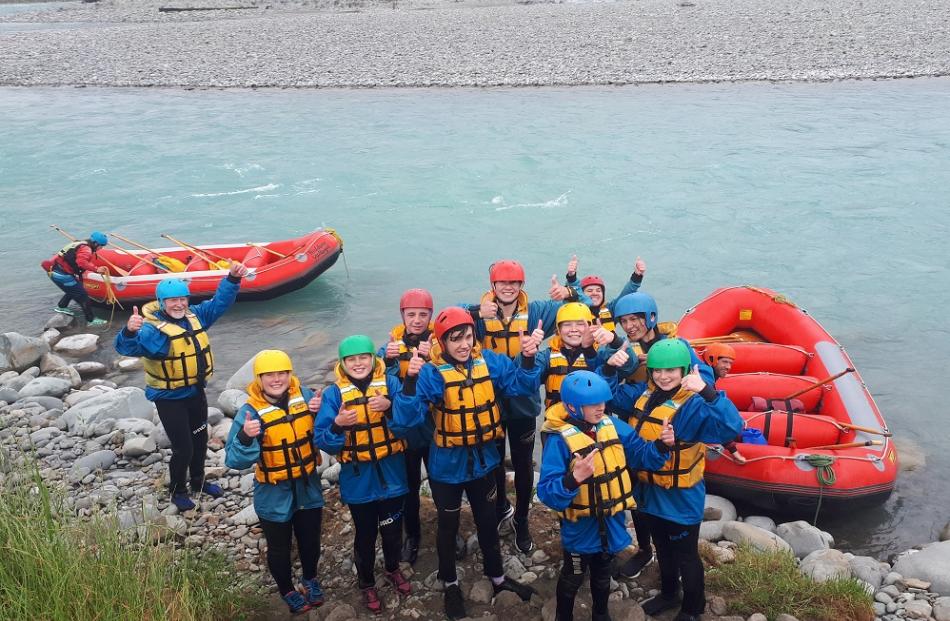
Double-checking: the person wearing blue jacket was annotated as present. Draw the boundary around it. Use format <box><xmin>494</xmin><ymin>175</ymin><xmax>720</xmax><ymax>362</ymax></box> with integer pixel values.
<box><xmin>393</xmin><ymin>306</ymin><xmax>543</xmax><ymax>620</ymax></box>
<box><xmin>608</xmin><ymin>339</ymin><xmax>743</xmax><ymax>621</ymax></box>
<box><xmin>314</xmin><ymin>335</ymin><xmax>413</xmax><ymax>615</ymax></box>
<box><xmin>538</xmin><ymin>370</ymin><xmax>674</xmax><ymax>621</ymax></box>
<box><xmin>461</xmin><ymin>259</ymin><xmax>589</xmax><ymax>553</ymax></box>
<box><xmin>224</xmin><ymin>350</ymin><xmax>325</xmax><ymax>615</ymax></box>
<box><xmin>114</xmin><ymin>263</ymin><xmax>247</xmax><ymax>511</ymax></box>
<box><xmin>563</xmin><ymin>254</ymin><xmax>646</xmax><ymax>333</ymax></box>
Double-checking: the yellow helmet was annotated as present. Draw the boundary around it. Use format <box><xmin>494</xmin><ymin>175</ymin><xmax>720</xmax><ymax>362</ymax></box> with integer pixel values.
<box><xmin>253</xmin><ymin>350</ymin><xmax>293</xmax><ymax>376</ymax></box>
<box><xmin>556</xmin><ymin>302</ymin><xmax>593</xmax><ymax>325</ymax></box>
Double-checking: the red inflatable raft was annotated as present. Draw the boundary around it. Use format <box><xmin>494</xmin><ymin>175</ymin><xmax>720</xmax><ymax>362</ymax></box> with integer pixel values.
<box><xmin>81</xmin><ymin>229</ymin><xmax>343</xmax><ymax>305</ymax></box>
<box><xmin>677</xmin><ymin>286</ymin><xmax>897</xmax><ymax>513</ymax></box>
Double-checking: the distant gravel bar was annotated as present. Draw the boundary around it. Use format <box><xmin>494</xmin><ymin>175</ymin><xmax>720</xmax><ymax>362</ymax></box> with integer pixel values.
<box><xmin>1</xmin><ymin>0</ymin><xmax>950</xmax><ymax>88</ymax></box>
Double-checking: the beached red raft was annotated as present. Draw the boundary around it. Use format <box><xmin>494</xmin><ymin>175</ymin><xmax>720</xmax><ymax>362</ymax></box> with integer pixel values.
<box><xmin>82</xmin><ymin>228</ymin><xmax>343</xmax><ymax>305</ymax></box>
<box><xmin>677</xmin><ymin>286</ymin><xmax>897</xmax><ymax>513</ymax></box>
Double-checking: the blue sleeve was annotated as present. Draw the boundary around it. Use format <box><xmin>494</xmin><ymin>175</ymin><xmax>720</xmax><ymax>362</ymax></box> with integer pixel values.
<box><xmin>393</xmin><ymin>364</ymin><xmax>443</xmax><ymax>429</ymax></box>
<box><xmin>384</xmin><ymin>376</ymin><xmax>413</xmax><ymax>438</ymax></box>
<box><xmin>224</xmin><ymin>405</ymin><xmax>261</xmax><ymax>470</ymax></box>
<box><xmin>617</xmin><ymin>418</ymin><xmax>667</xmax><ymax>471</ymax></box>
<box><xmin>191</xmin><ymin>276</ymin><xmax>240</xmax><ymax>329</ymax></box>
<box><xmin>597</xmin><ymin>365</ymin><xmax>620</xmax><ymax>394</ymax></box>
<box><xmin>537</xmin><ymin>435</ymin><xmax>579</xmax><ymax>512</ymax></box>
<box><xmin>674</xmin><ymin>392</ymin><xmax>744</xmax><ymax>445</ymax></box>
<box><xmin>609</xmin><ymin>381</ymin><xmax>648</xmax><ymax>417</ymax></box>
<box><xmin>533</xmin><ymin>349</ymin><xmax>552</xmax><ymax>383</ymax></box>
<box><xmin>113</xmin><ymin>323</ymin><xmax>169</xmax><ymax>358</ymax></box>
<box><xmin>313</xmin><ymin>385</ymin><xmax>347</xmax><ymax>455</ymax></box>
<box><xmin>607</xmin><ymin>278</ymin><xmax>641</xmax><ymax>311</ymax></box>
<box><xmin>683</xmin><ymin>339</ymin><xmax>716</xmax><ymax>386</ymax></box>
<box><xmin>483</xmin><ymin>349</ymin><xmax>542</xmax><ymax>399</ymax></box>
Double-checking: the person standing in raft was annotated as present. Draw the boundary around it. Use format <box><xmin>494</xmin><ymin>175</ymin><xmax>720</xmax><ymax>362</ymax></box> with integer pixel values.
<box><xmin>607</xmin><ymin>339</ymin><xmax>743</xmax><ymax>621</ymax></box>
<box><xmin>40</xmin><ymin>231</ymin><xmax>110</xmax><ymax>326</ymax></box>
<box><xmin>464</xmin><ymin>259</ymin><xmax>588</xmax><ymax>554</ymax></box>
<box><xmin>538</xmin><ymin>371</ymin><xmax>675</xmax><ymax>621</ymax></box>
<box><xmin>563</xmin><ymin>254</ymin><xmax>647</xmax><ymax>334</ymax></box>
<box><xmin>225</xmin><ymin>350</ymin><xmax>325</xmax><ymax>615</ymax></box>
<box><xmin>314</xmin><ymin>335</ymin><xmax>414</xmax><ymax>615</ymax></box>
<box><xmin>114</xmin><ymin>261</ymin><xmax>248</xmax><ymax>511</ymax></box>
<box><xmin>394</xmin><ymin>306</ymin><xmax>543</xmax><ymax>620</ymax></box>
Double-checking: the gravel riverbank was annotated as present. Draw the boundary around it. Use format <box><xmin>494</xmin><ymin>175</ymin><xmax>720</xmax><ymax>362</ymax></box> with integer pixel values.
<box><xmin>1</xmin><ymin>0</ymin><xmax>949</xmax><ymax>88</ymax></box>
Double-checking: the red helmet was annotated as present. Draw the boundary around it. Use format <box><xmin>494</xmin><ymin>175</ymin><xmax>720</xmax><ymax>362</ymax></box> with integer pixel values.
<box><xmin>489</xmin><ymin>260</ymin><xmax>525</xmax><ymax>283</ymax></box>
<box><xmin>399</xmin><ymin>288</ymin><xmax>433</xmax><ymax>311</ymax></box>
<box><xmin>579</xmin><ymin>275</ymin><xmax>606</xmax><ymax>292</ymax></box>
<box><xmin>434</xmin><ymin>306</ymin><xmax>475</xmax><ymax>341</ymax></box>
<box><xmin>702</xmin><ymin>342</ymin><xmax>737</xmax><ymax>365</ymax></box>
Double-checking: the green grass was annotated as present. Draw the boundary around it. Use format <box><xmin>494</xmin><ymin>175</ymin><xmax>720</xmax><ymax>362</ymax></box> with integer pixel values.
<box><xmin>0</xmin><ymin>463</ymin><xmax>266</xmax><ymax>621</ymax></box>
<box><xmin>706</xmin><ymin>544</ymin><xmax>874</xmax><ymax>621</ymax></box>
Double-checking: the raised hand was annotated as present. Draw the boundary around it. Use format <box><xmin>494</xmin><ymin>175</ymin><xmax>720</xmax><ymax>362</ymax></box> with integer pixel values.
<box><xmin>335</xmin><ymin>407</ymin><xmax>358</xmax><ymax>428</ymax></box>
<box><xmin>567</xmin><ymin>254</ymin><xmax>579</xmax><ymax>277</ymax></box>
<box><xmin>681</xmin><ymin>364</ymin><xmax>706</xmax><ymax>393</ymax></box>
<box><xmin>581</xmin><ymin>322</ymin><xmax>595</xmax><ymax>349</ymax></box>
<box><xmin>229</xmin><ymin>261</ymin><xmax>250</xmax><ymax>278</ymax></box>
<box><xmin>243</xmin><ymin>416</ymin><xmax>262</xmax><ymax>438</ymax></box>
<box><xmin>572</xmin><ymin>448</ymin><xmax>599</xmax><ymax>483</ymax></box>
<box><xmin>549</xmin><ymin>274</ymin><xmax>570</xmax><ymax>301</ymax></box>
<box><xmin>592</xmin><ymin>318</ymin><xmax>615</xmax><ymax>346</ymax></box>
<box><xmin>368</xmin><ymin>389</ymin><xmax>391</xmax><ymax>412</ymax></box>
<box><xmin>480</xmin><ymin>299</ymin><xmax>499</xmax><ymax>319</ymax></box>
<box><xmin>520</xmin><ymin>320</ymin><xmax>544</xmax><ymax>357</ymax></box>
<box><xmin>127</xmin><ymin>305</ymin><xmax>144</xmax><ymax>333</ymax></box>
<box><xmin>417</xmin><ymin>339</ymin><xmax>432</xmax><ymax>359</ymax></box>
<box><xmin>406</xmin><ymin>348</ymin><xmax>424</xmax><ymax>377</ymax></box>
<box><xmin>634</xmin><ymin>256</ymin><xmax>647</xmax><ymax>277</ymax></box>
<box><xmin>659</xmin><ymin>418</ymin><xmax>675</xmax><ymax>446</ymax></box>
<box><xmin>385</xmin><ymin>335</ymin><xmax>401</xmax><ymax>360</ymax></box>
<box><xmin>307</xmin><ymin>387</ymin><xmax>323</xmax><ymax>413</ymax></box>
<box><xmin>606</xmin><ymin>348</ymin><xmax>630</xmax><ymax>368</ymax></box>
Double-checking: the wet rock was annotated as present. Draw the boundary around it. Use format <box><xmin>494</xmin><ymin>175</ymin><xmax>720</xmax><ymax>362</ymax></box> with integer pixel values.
<box><xmin>800</xmin><ymin>548</ymin><xmax>851</xmax><ymax>582</ymax></box>
<box><xmin>0</xmin><ymin>332</ymin><xmax>50</xmax><ymax>372</ymax></box>
<box><xmin>53</xmin><ymin>333</ymin><xmax>100</xmax><ymax>356</ymax></box>
<box><xmin>893</xmin><ymin>541</ymin><xmax>950</xmax><ymax>595</ymax></box>
<box><xmin>704</xmin><ymin>495</ymin><xmax>737</xmax><ymax>522</ymax></box>
<box><xmin>775</xmin><ymin>520</ymin><xmax>831</xmax><ymax>558</ymax></box>
<box><xmin>18</xmin><ymin>376</ymin><xmax>73</xmax><ymax>399</ymax></box>
<box><xmin>217</xmin><ymin>389</ymin><xmax>248</xmax><ymax>416</ymax></box>
<box><xmin>722</xmin><ymin>521</ymin><xmax>792</xmax><ymax>554</ymax></box>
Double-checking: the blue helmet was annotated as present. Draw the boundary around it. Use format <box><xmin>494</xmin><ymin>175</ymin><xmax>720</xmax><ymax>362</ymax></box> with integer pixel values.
<box><xmin>614</xmin><ymin>292</ymin><xmax>658</xmax><ymax>330</ymax></box>
<box><xmin>560</xmin><ymin>370</ymin><xmax>612</xmax><ymax>419</ymax></box>
<box><xmin>155</xmin><ymin>278</ymin><xmax>190</xmax><ymax>304</ymax></box>
<box><xmin>89</xmin><ymin>231</ymin><xmax>108</xmax><ymax>247</ymax></box>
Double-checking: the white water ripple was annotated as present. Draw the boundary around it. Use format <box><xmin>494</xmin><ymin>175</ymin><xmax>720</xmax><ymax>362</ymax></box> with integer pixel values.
<box><xmin>190</xmin><ymin>183</ymin><xmax>280</xmax><ymax>198</ymax></box>
<box><xmin>493</xmin><ymin>191</ymin><xmax>571</xmax><ymax>211</ymax></box>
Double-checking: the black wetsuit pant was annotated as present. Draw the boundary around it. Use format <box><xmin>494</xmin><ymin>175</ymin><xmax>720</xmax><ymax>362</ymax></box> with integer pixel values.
<box><xmin>494</xmin><ymin>414</ymin><xmax>537</xmax><ymax>520</ymax></box>
<box><xmin>49</xmin><ymin>268</ymin><xmax>95</xmax><ymax>321</ymax></box>
<box><xmin>645</xmin><ymin>513</ymin><xmax>704</xmax><ymax>616</ymax></box>
<box><xmin>260</xmin><ymin>508</ymin><xmax>323</xmax><ymax>595</ymax></box>
<box><xmin>632</xmin><ymin>508</ymin><xmax>653</xmax><ymax>555</ymax></box>
<box><xmin>403</xmin><ymin>446</ymin><xmax>430</xmax><ymax>541</ymax></box>
<box><xmin>348</xmin><ymin>495</ymin><xmax>406</xmax><ymax>588</ymax></box>
<box><xmin>155</xmin><ymin>390</ymin><xmax>209</xmax><ymax>495</ymax></box>
<box><xmin>556</xmin><ymin>549</ymin><xmax>613</xmax><ymax>621</ymax></box>
<box><xmin>430</xmin><ymin>470</ymin><xmax>505</xmax><ymax>583</ymax></box>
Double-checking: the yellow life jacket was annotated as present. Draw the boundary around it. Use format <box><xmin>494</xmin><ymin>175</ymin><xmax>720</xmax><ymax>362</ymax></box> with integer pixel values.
<box><xmin>389</xmin><ymin>323</ymin><xmax>436</xmax><ymax>380</ymax></box>
<box><xmin>431</xmin><ymin>344</ymin><xmax>504</xmax><ymax>448</ymax></box>
<box><xmin>334</xmin><ymin>359</ymin><xmax>405</xmax><ymax>483</ymax></box>
<box><xmin>544</xmin><ymin>336</ymin><xmax>593</xmax><ymax>407</ymax></box>
<box><xmin>591</xmin><ymin>305</ymin><xmax>615</xmax><ymax>334</ymax></box>
<box><xmin>140</xmin><ymin>301</ymin><xmax>214</xmax><ymax>390</ymax></box>
<box><xmin>625</xmin><ymin>323</ymin><xmax>679</xmax><ymax>384</ymax></box>
<box><xmin>540</xmin><ymin>403</ymin><xmax>636</xmax><ymax>549</ymax></box>
<box><xmin>633</xmin><ymin>384</ymin><xmax>705</xmax><ymax>489</ymax></box>
<box><xmin>480</xmin><ymin>290</ymin><xmax>529</xmax><ymax>358</ymax></box>
<box><xmin>248</xmin><ymin>377</ymin><xmax>321</xmax><ymax>484</ymax></box>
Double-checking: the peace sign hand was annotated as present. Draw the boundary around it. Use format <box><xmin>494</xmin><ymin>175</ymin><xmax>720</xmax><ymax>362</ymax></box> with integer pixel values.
<box><xmin>367</xmin><ymin>389</ymin><xmax>391</xmax><ymax>412</ymax></box>
<box><xmin>681</xmin><ymin>365</ymin><xmax>706</xmax><ymax>393</ymax></box>
<box><xmin>127</xmin><ymin>306</ymin><xmax>144</xmax><ymax>332</ymax></box>
<box><xmin>572</xmin><ymin>448</ymin><xmax>599</xmax><ymax>483</ymax></box>
<box><xmin>659</xmin><ymin>418</ymin><xmax>675</xmax><ymax>446</ymax></box>
<box><xmin>406</xmin><ymin>348</ymin><xmax>425</xmax><ymax>377</ymax></box>
<box><xmin>307</xmin><ymin>387</ymin><xmax>323</xmax><ymax>412</ymax></box>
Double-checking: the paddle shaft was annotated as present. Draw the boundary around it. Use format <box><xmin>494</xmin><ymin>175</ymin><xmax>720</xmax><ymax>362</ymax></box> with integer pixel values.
<box><xmin>689</xmin><ymin>332</ymin><xmax>751</xmax><ymax>346</ymax></box>
<box><xmin>807</xmin><ymin>440</ymin><xmax>882</xmax><ymax>451</ymax></box>
<box><xmin>50</xmin><ymin>225</ymin><xmax>130</xmax><ymax>277</ymax></box>
<box><xmin>161</xmin><ymin>234</ymin><xmax>230</xmax><ymax>266</ymax></box>
<box><xmin>743</xmin><ymin>410</ymin><xmax>892</xmax><ymax>437</ymax></box>
<box><xmin>783</xmin><ymin>367</ymin><xmax>855</xmax><ymax>400</ymax></box>
<box><xmin>110</xmin><ymin>232</ymin><xmax>165</xmax><ymax>256</ymax></box>
<box><xmin>246</xmin><ymin>242</ymin><xmax>288</xmax><ymax>259</ymax></box>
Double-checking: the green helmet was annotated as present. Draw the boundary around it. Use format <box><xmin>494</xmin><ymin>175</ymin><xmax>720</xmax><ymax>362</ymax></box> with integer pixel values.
<box><xmin>338</xmin><ymin>335</ymin><xmax>375</xmax><ymax>360</ymax></box>
<box><xmin>646</xmin><ymin>339</ymin><xmax>691</xmax><ymax>375</ymax></box>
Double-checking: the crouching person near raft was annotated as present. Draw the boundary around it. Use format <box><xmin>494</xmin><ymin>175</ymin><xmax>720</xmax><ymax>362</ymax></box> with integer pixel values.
<box><xmin>224</xmin><ymin>350</ymin><xmax>325</xmax><ymax>615</ymax></box>
<box><xmin>315</xmin><ymin>335</ymin><xmax>413</xmax><ymax>615</ymax></box>
<box><xmin>538</xmin><ymin>371</ymin><xmax>674</xmax><ymax>621</ymax></box>
<box><xmin>608</xmin><ymin>339</ymin><xmax>742</xmax><ymax>621</ymax></box>
<box><xmin>115</xmin><ymin>262</ymin><xmax>248</xmax><ymax>511</ymax></box>
<box><xmin>394</xmin><ymin>306</ymin><xmax>543</xmax><ymax>620</ymax></box>
<box><xmin>41</xmin><ymin>231</ymin><xmax>109</xmax><ymax>326</ymax></box>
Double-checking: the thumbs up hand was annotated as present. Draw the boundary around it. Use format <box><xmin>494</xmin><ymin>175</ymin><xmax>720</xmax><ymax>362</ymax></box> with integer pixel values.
<box><xmin>406</xmin><ymin>348</ymin><xmax>424</xmax><ymax>377</ymax></box>
<box><xmin>567</xmin><ymin>254</ymin><xmax>579</xmax><ymax>277</ymax></box>
<box><xmin>368</xmin><ymin>389</ymin><xmax>391</xmax><ymax>412</ymax></box>
<box><xmin>581</xmin><ymin>322</ymin><xmax>595</xmax><ymax>349</ymax></box>
<box><xmin>659</xmin><ymin>418</ymin><xmax>675</xmax><ymax>447</ymax></box>
<box><xmin>385</xmin><ymin>334</ymin><xmax>401</xmax><ymax>360</ymax></box>
<box><xmin>520</xmin><ymin>320</ymin><xmax>544</xmax><ymax>357</ymax></box>
<box><xmin>549</xmin><ymin>274</ymin><xmax>570</xmax><ymax>301</ymax></box>
<box><xmin>307</xmin><ymin>387</ymin><xmax>323</xmax><ymax>413</ymax></box>
<box><xmin>634</xmin><ymin>256</ymin><xmax>647</xmax><ymax>277</ymax></box>
<box><xmin>243</xmin><ymin>416</ymin><xmax>262</xmax><ymax>438</ymax></box>
<box><xmin>335</xmin><ymin>407</ymin><xmax>358</xmax><ymax>428</ymax></box>
<box><xmin>681</xmin><ymin>364</ymin><xmax>706</xmax><ymax>393</ymax></box>
<box><xmin>592</xmin><ymin>318</ymin><xmax>614</xmax><ymax>346</ymax></box>
<box><xmin>480</xmin><ymin>299</ymin><xmax>498</xmax><ymax>319</ymax></box>
<box><xmin>606</xmin><ymin>348</ymin><xmax>630</xmax><ymax>368</ymax></box>
<box><xmin>127</xmin><ymin>305</ymin><xmax>144</xmax><ymax>332</ymax></box>
<box><xmin>417</xmin><ymin>339</ymin><xmax>432</xmax><ymax>359</ymax></box>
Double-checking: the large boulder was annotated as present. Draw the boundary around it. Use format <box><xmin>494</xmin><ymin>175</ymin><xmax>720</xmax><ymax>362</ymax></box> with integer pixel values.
<box><xmin>849</xmin><ymin>555</ymin><xmax>889</xmax><ymax>589</ymax></box>
<box><xmin>123</xmin><ymin>436</ymin><xmax>157</xmax><ymax>458</ymax></box>
<box><xmin>217</xmin><ymin>389</ymin><xmax>248</xmax><ymax>416</ymax></box>
<box><xmin>53</xmin><ymin>334</ymin><xmax>100</xmax><ymax>357</ymax></box>
<box><xmin>0</xmin><ymin>332</ymin><xmax>50</xmax><ymax>373</ymax></box>
<box><xmin>704</xmin><ymin>495</ymin><xmax>738</xmax><ymax>522</ymax></box>
<box><xmin>893</xmin><ymin>541</ymin><xmax>950</xmax><ymax>595</ymax></box>
<box><xmin>62</xmin><ymin>387</ymin><xmax>154</xmax><ymax>434</ymax></box>
<box><xmin>15</xmin><ymin>395</ymin><xmax>65</xmax><ymax>411</ymax></box>
<box><xmin>39</xmin><ymin>352</ymin><xmax>69</xmax><ymax>374</ymax></box>
<box><xmin>17</xmin><ymin>376</ymin><xmax>73</xmax><ymax>399</ymax></box>
<box><xmin>44</xmin><ymin>365</ymin><xmax>82</xmax><ymax>389</ymax></box>
<box><xmin>775</xmin><ymin>520</ymin><xmax>832</xmax><ymax>558</ymax></box>
<box><xmin>722</xmin><ymin>521</ymin><xmax>793</xmax><ymax>554</ymax></box>
<box><xmin>226</xmin><ymin>352</ymin><xmax>267</xmax><ymax>391</ymax></box>
<box><xmin>800</xmin><ymin>548</ymin><xmax>851</xmax><ymax>583</ymax></box>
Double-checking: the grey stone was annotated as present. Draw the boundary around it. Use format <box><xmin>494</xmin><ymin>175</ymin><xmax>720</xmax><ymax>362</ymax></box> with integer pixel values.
<box><xmin>894</xmin><ymin>541</ymin><xmax>950</xmax><ymax>595</ymax></box>
<box><xmin>324</xmin><ymin>603</ymin><xmax>357</xmax><ymax>621</ymax></box>
<box><xmin>123</xmin><ymin>436</ymin><xmax>156</xmax><ymax>457</ymax></box>
<box><xmin>722</xmin><ymin>521</ymin><xmax>792</xmax><ymax>554</ymax></box>
<box><xmin>607</xmin><ymin>599</ymin><xmax>645</xmax><ymax>621</ymax></box>
<box><xmin>469</xmin><ymin>578</ymin><xmax>494</xmax><ymax>604</ymax></box>
<box><xmin>700</xmin><ymin>519</ymin><xmax>725</xmax><ymax>541</ymax></box>
<box><xmin>705</xmin><ymin>494</ymin><xmax>737</xmax><ymax>522</ymax></box>
<box><xmin>113</xmin><ymin>418</ymin><xmax>156</xmax><ymax>436</ymax></box>
<box><xmin>493</xmin><ymin>589</ymin><xmax>523</xmax><ymax>609</ymax></box>
<box><xmin>39</xmin><ymin>352</ymin><xmax>69</xmax><ymax>373</ymax></box>
<box><xmin>64</xmin><ymin>390</ymin><xmax>99</xmax><ymax>407</ymax></box>
<box><xmin>217</xmin><ymin>389</ymin><xmax>248</xmax><ymax>416</ymax></box>
<box><xmin>0</xmin><ymin>332</ymin><xmax>50</xmax><ymax>372</ymax></box>
<box><xmin>149</xmin><ymin>425</ymin><xmax>171</xmax><ymax>449</ymax></box>
<box><xmin>225</xmin><ymin>352</ymin><xmax>267</xmax><ymax>391</ymax></box>
<box><xmin>72</xmin><ymin>361</ymin><xmax>108</xmax><ymax>379</ymax></box>
<box><xmin>44</xmin><ymin>365</ymin><xmax>82</xmax><ymax>389</ymax></box>
<box><xmin>74</xmin><ymin>449</ymin><xmax>116</xmax><ymax>472</ymax></box>
<box><xmin>62</xmin><ymin>387</ymin><xmax>154</xmax><ymax>434</ymax></box>
<box><xmin>41</xmin><ymin>328</ymin><xmax>61</xmax><ymax>346</ymax></box>
<box><xmin>322</xmin><ymin>462</ymin><xmax>340</xmax><ymax>484</ymax></box>
<box><xmin>849</xmin><ymin>555</ymin><xmax>888</xmax><ymax>589</ymax></box>
<box><xmin>53</xmin><ymin>333</ymin><xmax>100</xmax><ymax>356</ymax></box>
<box><xmin>29</xmin><ymin>427</ymin><xmax>62</xmax><ymax>446</ymax></box>
<box><xmin>504</xmin><ymin>555</ymin><xmax>527</xmax><ymax>579</ymax></box>
<box><xmin>775</xmin><ymin>520</ymin><xmax>831</xmax><ymax>558</ymax></box>
<box><xmin>903</xmin><ymin>600</ymin><xmax>933</xmax><ymax>620</ymax></box>
<box><xmin>18</xmin><ymin>376</ymin><xmax>73</xmax><ymax>398</ymax></box>
<box><xmin>0</xmin><ymin>387</ymin><xmax>19</xmax><ymax>403</ymax></box>
<box><xmin>231</xmin><ymin>504</ymin><xmax>258</xmax><ymax>526</ymax></box>
<box><xmin>16</xmin><ymin>395</ymin><xmax>64</xmax><ymax>411</ymax></box>
<box><xmin>941</xmin><ymin>522</ymin><xmax>950</xmax><ymax>542</ymax></box>
<box><xmin>748</xmin><ymin>614</ymin><xmax>768</xmax><ymax>621</ymax></box>
<box><xmin>207</xmin><ymin>406</ymin><xmax>225</xmax><ymax>426</ymax></box>
<box><xmin>44</xmin><ymin>313</ymin><xmax>75</xmax><ymax>330</ymax></box>
<box><xmin>708</xmin><ymin>595</ymin><xmax>728</xmax><ymax>615</ymax></box>
<box><xmin>116</xmin><ymin>357</ymin><xmax>143</xmax><ymax>372</ymax></box>
<box><xmin>703</xmin><ymin>506</ymin><xmax>723</xmax><ymax>520</ymax></box>
<box><xmin>933</xmin><ymin>596</ymin><xmax>950</xmax><ymax>621</ymax></box>
<box><xmin>884</xmin><ymin>571</ymin><xmax>903</xmax><ymax>586</ymax></box>
<box><xmin>744</xmin><ymin>515</ymin><xmax>776</xmax><ymax>532</ymax></box>
<box><xmin>800</xmin><ymin>548</ymin><xmax>851</xmax><ymax>583</ymax></box>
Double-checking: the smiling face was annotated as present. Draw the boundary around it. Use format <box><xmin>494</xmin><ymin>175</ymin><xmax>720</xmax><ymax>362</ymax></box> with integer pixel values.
<box><xmin>492</xmin><ymin>280</ymin><xmax>523</xmax><ymax>305</ymax></box>
<box><xmin>443</xmin><ymin>325</ymin><xmax>475</xmax><ymax>362</ymax></box>
<box><xmin>558</xmin><ymin>319</ymin><xmax>588</xmax><ymax>348</ymax></box>
<box><xmin>259</xmin><ymin>370</ymin><xmax>291</xmax><ymax>398</ymax></box>
<box><xmin>580</xmin><ymin>402</ymin><xmax>606</xmax><ymax>425</ymax></box>
<box><xmin>582</xmin><ymin>284</ymin><xmax>605</xmax><ymax>307</ymax></box>
<box><xmin>651</xmin><ymin>367</ymin><xmax>685</xmax><ymax>391</ymax></box>
<box><xmin>162</xmin><ymin>296</ymin><xmax>189</xmax><ymax>320</ymax></box>
<box><xmin>343</xmin><ymin>353</ymin><xmax>374</xmax><ymax>380</ymax></box>
<box><xmin>619</xmin><ymin>313</ymin><xmax>650</xmax><ymax>342</ymax></box>
<box><xmin>714</xmin><ymin>357</ymin><xmax>734</xmax><ymax>379</ymax></box>
<box><xmin>402</xmin><ymin>307</ymin><xmax>432</xmax><ymax>336</ymax></box>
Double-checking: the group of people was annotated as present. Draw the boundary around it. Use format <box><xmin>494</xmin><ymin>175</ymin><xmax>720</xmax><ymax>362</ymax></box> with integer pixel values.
<box><xmin>100</xmin><ymin>242</ymin><xmax>745</xmax><ymax>621</ymax></box>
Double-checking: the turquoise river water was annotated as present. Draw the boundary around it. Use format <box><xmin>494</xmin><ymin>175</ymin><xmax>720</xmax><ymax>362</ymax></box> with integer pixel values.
<box><xmin>1</xmin><ymin>79</ymin><xmax>948</xmax><ymax>557</ymax></box>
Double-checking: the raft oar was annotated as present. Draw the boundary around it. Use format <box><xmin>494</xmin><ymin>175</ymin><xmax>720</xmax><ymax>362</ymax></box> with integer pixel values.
<box><xmin>161</xmin><ymin>234</ymin><xmax>231</xmax><ymax>270</ymax></box>
<box><xmin>108</xmin><ymin>242</ymin><xmax>175</xmax><ymax>273</ymax></box>
<box><xmin>689</xmin><ymin>332</ymin><xmax>756</xmax><ymax>346</ymax></box>
<box><xmin>50</xmin><ymin>224</ymin><xmax>130</xmax><ymax>277</ymax></box>
<box><xmin>246</xmin><ymin>242</ymin><xmax>289</xmax><ymax>260</ymax></box>
<box><xmin>783</xmin><ymin>368</ymin><xmax>855</xmax><ymax>400</ymax></box>
<box><xmin>743</xmin><ymin>411</ymin><xmax>893</xmax><ymax>437</ymax></box>
<box><xmin>109</xmin><ymin>232</ymin><xmax>187</xmax><ymax>272</ymax></box>
<box><xmin>807</xmin><ymin>440</ymin><xmax>883</xmax><ymax>451</ymax></box>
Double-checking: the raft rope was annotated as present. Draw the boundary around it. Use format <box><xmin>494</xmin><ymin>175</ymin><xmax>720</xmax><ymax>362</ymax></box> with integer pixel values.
<box><xmin>100</xmin><ymin>273</ymin><xmax>125</xmax><ymax>329</ymax></box>
<box><xmin>805</xmin><ymin>454</ymin><xmax>837</xmax><ymax>524</ymax></box>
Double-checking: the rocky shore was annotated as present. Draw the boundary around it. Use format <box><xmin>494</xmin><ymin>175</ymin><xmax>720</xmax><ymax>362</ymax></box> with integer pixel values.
<box><xmin>1</xmin><ymin>0</ymin><xmax>950</xmax><ymax>88</ymax></box>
